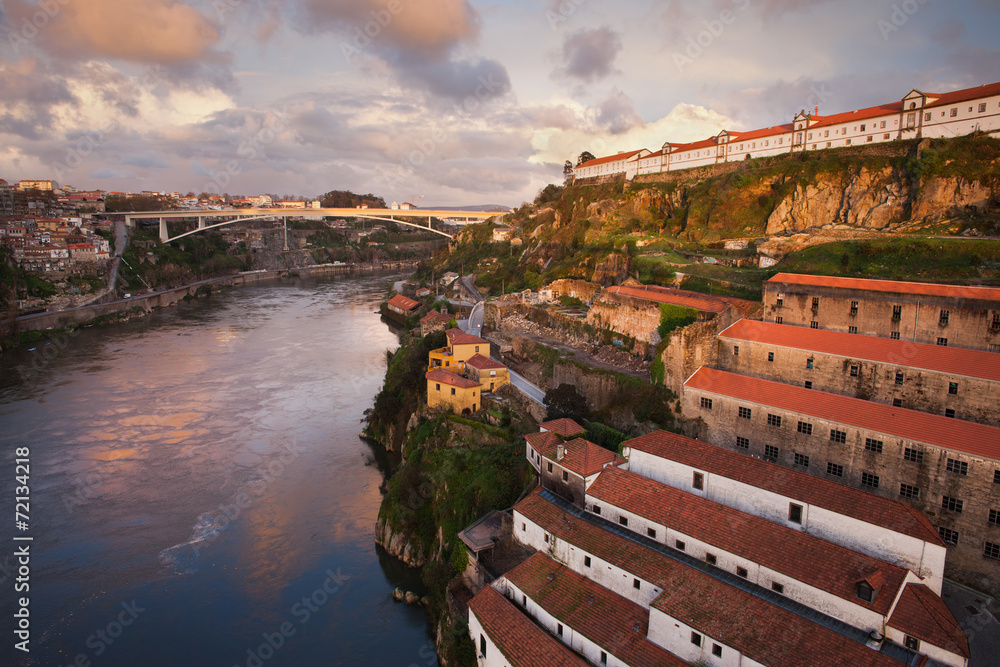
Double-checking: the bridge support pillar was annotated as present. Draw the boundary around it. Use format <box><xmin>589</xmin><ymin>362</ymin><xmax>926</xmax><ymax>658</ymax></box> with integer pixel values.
<box><xmin>198</xmin><ymin>216</ymin><xmax>205</xmax><ymax>230</ymax></box>
<box><xmin>282</xmin><ymin>217</ymin><xmax>289</xmax><ymax>252</ymax></box>
<box><xmin>159</xmin><ymin>217</ymin><xmax>168</xmax><ymax>243</ymax></box>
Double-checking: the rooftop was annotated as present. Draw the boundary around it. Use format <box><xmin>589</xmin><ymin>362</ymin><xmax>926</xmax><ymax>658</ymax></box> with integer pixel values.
<box><xmin>538</xmin><ymin>418</ymin><xmax>585</xmax><ymax>437</ymax></box>
<box><xmin>887</xmin><ymin>584</ymin><xmax>970</xmax><ymax>659</ymax></box>
<box><xmin>468</xmin><ymin>585</ymin><xmax>590</xmax><ymax>667</ymax></box>
<box><xmin>524</xmin><ymin>434</ymin><xmax>622</xmax><ymax>477</ymax></box>
<box><xmin>623</xmin><ymin>429</ymin><xmax>944</xmax><ymax>546</ymax></box>
<box><xmin>605</xmin><ymin>285</ymin><xmax>727</xmax><ymax>313</ymax></box>
<box><xmin>425</xmin><ymin>368</ymin><xmax>481</xmax><ymax>389</ymax></box>
<box><xmin>446</xmin><ymin>328</ymin><xmax>489</xmax><ymax>347</ymax></box>
<box><xmin>718</xmin><ymin>318</ymin><xmax>1000</xmax><ymax>382</ymax></box>
<box><xmin>420</xmin><ymin>310</ymin><xmax>451</xmax><ymax>324</ymax></box>
<box><xmin>926</xmin><ymin>81</ymin><xmax>1000</xmax><ymax>109</ymax></box>
<box><xmin>588</xmin><ymin>466</ymin><xmax>908</xmax><ymax>616</ymax></box>
<box><xmin>577</xmin><ymin>149</ymin><xmax>646</xmax><ymax>169</ymax></box>
<box><xmin>466</xmin><ymin>353</ymin><xmax>506</xmax><ymax>371</ymax></box>
<box><xmin>766</xmin><ymin>272</ymin><xmax>1000</xmax><ymax>302</ymax></box>
<box><xmin>504</xmin><ymin>552</ymin><xmax>687</xmax><ymax>667</ymax></box>
<box><xmin>686</xmin><ymin>366</ymin><xmax>1000</xmax><ymax>462</ymax></box>
<box><xmin>387</xmin><ymin>294</ymin><xmax>421</xmax><ymax>311</ymax></box>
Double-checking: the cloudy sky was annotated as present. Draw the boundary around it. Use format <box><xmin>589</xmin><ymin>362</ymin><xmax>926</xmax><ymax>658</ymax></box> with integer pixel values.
<box><xmin>0</xmin><ymin>0</ymin><xmax>997</xmax><ymax>206</ymax></box>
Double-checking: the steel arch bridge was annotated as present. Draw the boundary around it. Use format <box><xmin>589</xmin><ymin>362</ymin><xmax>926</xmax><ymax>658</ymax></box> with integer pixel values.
<box><xmin>123</xmin><ymin>208</ymin><xmax>500</xmax><ymax>244</ymax></box>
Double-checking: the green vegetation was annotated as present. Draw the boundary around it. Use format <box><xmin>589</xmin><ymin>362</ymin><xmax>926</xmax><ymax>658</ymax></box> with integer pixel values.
<box><xmin>583</xmin><ymin>420</ymin><xmax>627</xmax><ymax>453</ymax></box>
<box><xmin>657</xmin><ymin>303</ymin><xmax>699</xmax><ymax>339</ymax></box>
<box><xmin>105</xmin><ymin>195</ymin><xmax>168</xmax><ymax>212</ymax></box>
<box><xmin>118</xmin><ymin>229</ymin><xmax>250</xmax><ymax>291</ymax></box>
<box><xmin>318</xmin><ymin>190</ymin><xmax>386</xmax><ymax>209</ymax></box>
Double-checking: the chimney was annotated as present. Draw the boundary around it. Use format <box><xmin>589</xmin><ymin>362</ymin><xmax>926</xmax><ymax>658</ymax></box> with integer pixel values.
<box><xmin>556</xmin><ymin>444</ymin><xmax>565</xmax><ymax>461</ymax></box>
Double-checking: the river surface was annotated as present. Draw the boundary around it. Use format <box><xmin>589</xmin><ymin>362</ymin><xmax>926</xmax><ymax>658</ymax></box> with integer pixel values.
<box><xmin>0</xmin><ymin>275</ymin><xmax>438</xmax><ymax>667</ymax></box>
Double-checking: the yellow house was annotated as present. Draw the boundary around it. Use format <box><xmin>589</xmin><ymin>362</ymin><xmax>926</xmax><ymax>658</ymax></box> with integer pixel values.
<box><xmin>426</xmin><ymin>369</ymin><xmax>481</xmax><ymax>415</ymax></box>
<box><xmin>428</xmin><ymin>328</ymin><xmax>490</xmax><ymax>373</ymax></box>
<box><xmin>466</xmin><ymin>354</ymin><xmax>509</xmax><ymax>393</ymax></box>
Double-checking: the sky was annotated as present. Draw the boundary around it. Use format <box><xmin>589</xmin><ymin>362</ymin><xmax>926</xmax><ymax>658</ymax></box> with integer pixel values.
<box><xmin>0</xmin><ymin>0</ymin><xmax>998</xmax><ymax>207</ymax></box>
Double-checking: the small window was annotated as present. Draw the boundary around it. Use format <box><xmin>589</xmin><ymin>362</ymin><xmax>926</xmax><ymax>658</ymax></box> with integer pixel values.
<box><xmin>547</xmin><ymin>462</ymin><xmax>553</xmax><ymax>473</ymax></box>
<box><xmin>891</xmin><ymin>331</ymin><xmax>901</xmax><ymax>340</ymax></box>
<box><xmin>850</xmin><ymin>365</ymin><xmax>859</xmax><ymax>377</ymax></box>
<box><xmin>776</xmin><ymin>295</ymin><xmax>784</xmax><ymax>307</ymax></box>
<box><xmin>850</xmin><ymin>300</ymin><xmax>859</xmax><ymax>315</ymax></box>
<box><xmin>857</xmin><ymin>581</ymin><xmax>875</xmax><ymax>603</ymax></box>
<box><xmin>812</xmin><ymin>297</ymin><xmax>820</xmax><ymax>309</ymax></box>
<box><xmin>827</xmin><ymin>462</ymin><xmax>844</xmax><ymax>477</ymax></box>
<box><xmin>989</xmin><ymin>510</ymin><xmax>1000</xmax><ymax>526</ymax></box>
<box><xmin>789</xmin><ymin>503</ymin><xmax>803</xmax><ymax>524</ymax></box>
<box><xmin>861</xmin><ymin>472</ymin><xmax>880</xmax><ymax>488</ymax></box>
<box><xmin>767</xmin><ymin>352</ymin><xmax>774</xmax><ymax>362</ymax></box>
<box><xmin>938</xmin><ymin>338</ymin><xmax>948</xmax><ymax>347</ymax></box>
<box><xmin>619</xmin><ymin>516</ymin><xmax>628</xmax><ymax>527</ymax></box>
<box><xmin>738</xmin><ymin>407</ymin><xmax>752</xmax><ymax>420</ymax></box>
<box><xmin>521</xmin><ymin>522</ymin><xmax>526</xmax><ymax>531</ymax></box>
<box><xmin>544</xmin><ymin>533</ymin><xmax>549</xmax><ymax>543</ymax></box>
<box><xmin>736</xmin><ymin>436</ymin><xmax>749</xmax><ymax>449</ymax></box>
<box><xmin>435</xmin><ymin>383</ymin><xmax>441</xmax><ymax>391</ymax></box>
<box><xmin>713</xmin><ymin>644</ymin><xmax>723</xmax><ymax>658</ymax></box>
<box><xmin>771</xmin><ymin>582</ymin><xmax>784</xmax><ymax>595</ymax></box>
<box><xmin>895</xmin><ymin>372</ymin><xmax>904</xmax><ymax>385</ymax></box>
<box><xmin>557</xmin><ymin>623</ymin><xmax>563</xmax><ymax>637</ymax></box>
<box><xmin>848</xmin><ymin>326</ymin><xmax>858</xmax><ymax>334</ymax></box>
<box><xmin>892</xmin><ymin>305</ymin><xmax>902</xmax><ymax>320</ymax></box>
<box><xmin>810</xmin><ymin>321</ymin><xmax>819</xmax><ymax>330</ymax></box>
<box><xmin>693</xmin><ymin>472</ymin><xmax>704</xmax><ymax>490</ymax></box>
<box><xmin>893</xmin><ymin>398</ymin><xmax>903</xmax><ymax>408</ymax></box>
<box><xmin>647</xmin><ymin>527</ymin><xmax>656</xmax><ymax>539</ymax></box>
<box><xmin>940</xmin><ymin>310</ymin><xmax>950</xmax><ymax>326</ymax></box>
<box><xmin>899</xmin><ymin>484</ymin><xmax>920</xmax><ymax>500</ymax></box>
<box><xmin>830</xmin><ymin>429</ymin><xmax>847</xmax><ymax>444</ymax></box>
<box><xmin>592</xmin><ymin>504</ymin><xmax>601</xmax><ymax>515</ymax></box>
<box><xmin>797</xmin><ymin>421</ymin><xmax>813</xmax><ymax>435</ymax></box>
<box><xmin>993</xmin><ymin>313</ymin><xmax>1000</xmax><ymax>330</ymax></box>
<box><xmin>995</xmin><ymin>470</ymin><xmax>1000</xmax><ymax>484</ymax></box>
<box><xmin>701</xmin><ymin>397</ymin><xmax>713</xmax><ymax>410</ymax></box>
<box><xmin>905</xmin><ymin>635</ymin><xmax>920</xmax><ymax>651</ymax></box>
<box><xmin>950</xmin><ymin>108</ymin><xmax>958</xmax><ymax>118</ymax></box>
<box><xmin>562</xmin><ymin>471</ymin><xmax>568</xmax><ymax>482</ymax></box>
<box><xmin>600</xmin><ymin>651</ymin><xmax>608</xmax><ymax>665</ymax></box>
<box><xmin>633</xmin><ymin>578</ymin><xmax>640</xmax><ymax>590</ymax></box>
<box><xmin>939</xmin><ymin>527</ymin><xmax>959</xmax><ymax>545</ymax></box>
<box><xmin>480</xmin><ymin>634</ymin><xmax>487</xmax><ymax>656</ymax></box>
<box><xmin>942</xmin><ymin>496</ymin><xmax>964</xmax><ymax>513</ymax></box>
<box><xmin>947</xmin><ymin>459</ymin><xmax>969</xmax><ymax>476</ymax></box>
<box><xmin>675</xmin><ymin>540</ymin><xmax>686</xmax><ymax>551</ymax></box>
<box><xmin>451</xmin><ymin>387</ymin><xmax>456</xmax><ymax>395</ymax></box>
<box><xmin>736</xmin><ymin>566</ymin><xmax>748</xmax><ymax>578</ymax></box>
<box><xmin>705</xmin><ymin>553</ymin><xmax>717</xmax><ymax>565</ymax></box>
<box><xmin>776</xmin><ymin>316</ymin><xmax>783</xmax><ymax>324</ymax></box>
<box><xmin>985</xmin><ymin>542</ymin><xmax>1000</xmax><ymax>560</ymax></box>
<box><xmin>764</xmin><ymin>444</ymin><xmax>779</xmax><ymax>461</ymax></box>
<box><xmin>794</xmin><ymin>453</ymin><xmax>809</xmax><ymax>468</ymax></box>
<box><xmin>945</xmin><ymin>408</ymin><xmax>956</xmax><ymax>419</ymax></box>
<box><xmin>733</xmin><ymin>345</ymin><xmax>740</xmax><ymax>357</ymax></box>
<box><xmin>522</xmin><ymin>594</ymin><xmax>526</xmax><ymax>606</ymax></box>
<box><xmin>767</xmin><ymin>414</ymin><xmax>782</xmax><ymax>428</ymax></box>
<box><xmin>904</xmin><ymin>448</ymin><xmax>924</xmax><ymax>464</ymax></box>
<box><xmin>691</xmin><ymin>632</ymin><xmax>702</xmax><ymax>647</ymax></box>
<box><xmin>924</xmin><ymin>112</ymin><xmax>932</xmax><ymax>122</ymax></box>
<box><xmin>949</xmin><ymin>382</ymin><xmax>958</xmax><ymax>395</ymax></box>
<box><xmin>584</xmin><ymin>555</ymin><xmax>592</xmax><ymax>567</ymax></box>
<box><xmin>980</xmin><ymin>103</ymin><xmax>988</xmax><ymax>113</ymax></box>
<box><xmin>865</xmin><ymin>438</ymin><xmax>883</xmax><ymax>454</ymax></box>
<box><xmin>806</xmin><ymin>357</ymin><xmax>814</xmax><ymax>369</ymax></box>
<box><xmin>804</xmin><ymin>381</ymin><xmax>812</xmax><ymax>389</ymax></box>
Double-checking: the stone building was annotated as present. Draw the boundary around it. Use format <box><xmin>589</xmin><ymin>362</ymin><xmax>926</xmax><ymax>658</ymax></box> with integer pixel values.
<box><xmin>466</xmin><ymin>354</ymin><xmax>510</xmax><ymax>393</ymax></box>
<box><xmin>763</xmin><ymin>273</ymin><xmax>1000</xmax><ymax>352</ymax></box>
<box><xmin>715</xmin><ymin>319</ymin><xmax>1000</xmax><ymax>426</ymax></box>
<box><xmin>683</xmin><ymin>366</ymin><xmax>1000</xmax><ymax>594</ymax></box>
<box><xmin>524</xmin><ymin>429</ymin><xmax>621</xmax><ymax>506</ymax></box>
<box><xmin>419</xmin><ymin>309</ymin><xmax>451</xmax><ymax>337</ymax></box>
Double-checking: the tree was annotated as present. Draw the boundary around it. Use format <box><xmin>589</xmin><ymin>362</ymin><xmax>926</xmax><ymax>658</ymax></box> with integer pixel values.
<box><xmin>564</xmin><ymin>160</ymin><xmax>574</xmax><ymax>176</ymax></box>
<box><xmin>544</xmin><ymin>383</ymin><xmax>590</xmax><ymax>422</ymax></box>
<box><xmin>319</xmin><ymin>190</ymin><xmax>387</xmax><ymax>209</ymax></box>
<box><xmin>576</xmin><ymin>151</ymin><xmax>596</xmax><ymax>166</ymax></box>
<box><xmin>534</xmin><ymin>184</ymin><xmax>563</xmax><ymax>206</ymax></box>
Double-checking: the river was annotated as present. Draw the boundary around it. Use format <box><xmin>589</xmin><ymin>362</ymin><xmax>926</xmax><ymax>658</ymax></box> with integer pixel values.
<box><xmin>0</xmin><ymin>274</ymin><xmax>438</xmax><ymax>667</ymax></box>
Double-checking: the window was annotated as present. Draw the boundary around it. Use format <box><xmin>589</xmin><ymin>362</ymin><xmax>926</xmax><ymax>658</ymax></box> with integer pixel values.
<box><xmin>861</xmin><ymin>472</ymin><xmax>880</xmax><ymax>488</ymax></box>
<box><xmin>764</xmin><ymin>445</ymin><xmax>779</xmax><ymax>461</ymax></box>
<box><xmin>985</xmin><ymin>543</ymin><xmax>1000</xmax><ymax>560</ymax></box>
<box><xmin>789</xmin><ymin>503</ymin><xmax>803</xmax><ymax>524</ymax></box>
<box><xmin>675</xmin><ymin>540</ymin><xmax>686</xmax><ymax>551</ymax></box>
<box><xmin>691</xmin><ymin>632</ymin><xmax>702</xmax><ymax>647</ymax></box>
<box><xmin>940</xmin><ymin>310</ymin><xmax>950</xmax><ymax>326</ymax></box>
<box><xmin>806</xmin><ymin>357</ymin><xmax>814</xmax><ymax>369</ymax></box>
<box><xmin>435</xmin><ymin>383</ymin><xmax>440</xmax><ymax>391</ymax></box>
<box><xmin>804</xmin><ymin>381</ymin><xmax>813</xmax><ymax>389</ymax></box>
<box><xmin>521</xmin><ymin>522</ymin><xmax>526</xmax><ymax>531</ymax></box>
<box><xmin>451</xmin><ymin>387</ymin><xmax>456</xmax><ymax>395</ymax></box>
<box><xmin>794</xmin><ymin>453</ymin><xmax>810</xmax><ymax>468</ymax></box>
<box><xmin>592</xmin><ymin>505</ymin><xmax>601</xmax><ymax>515</ymax></box>
<box><xmin>693</xmin><ymin>472</ymin><xmax>704</xmax><ymax>490</ymax></box>
<box><xmin>812</xmin><ymin>297</ymin><xmax>820</xmax><ymax>308</ymax></box>
<box><xmin>736</xmin><ymin>566</ymin><xmax>748</xmax><ymax>578</ymax></box>
<box><xmin>860</xmin><ymin>124</ymin><xmax>866</xmax><ymax>132</ymax></box>
<box><xmin>705</xmin><ymin>553</ymin><xmax>717</xmax><ymax>565</ymax></box>
<box><xmin>547</xmin><ymin>462</ymin><xmax>553</xmax><ymax>473</ymax></box>
<box><xmin>990</xmin><ymin>509</ymin><xmax>1000</xmax><ymax>526</ymax></box>
<box><xmin>880</xmin><ymin>121</ymin><xmax>887</xmax><ymax>129</ymax></box>
<box><xmin>797</xmin><ymin>421</ymin><xmax>813</xmax><ymax>435</ymax></box>
<box><xmin>647</xmin><ymin>527</ymin><xmax>657</xmax><ymax>538</ymax></box>
<box><xmin>738</xmin><ymin>407</ymin><xmax>752</xmax><ymax>420</ymax></box>
<box><xmin>768</xmin><ymin>352</ymin><xmax>774</xmax><ymax>362</ymax></box>
<box><xmin>771</xmin><ymin>582</ymin><xmax>784</xmax><ymax>595</ymax></box>
<box><xmin>891</xmin><ymin>331</ymin><xmax>901</xmax><ymax>340</ymax></box>
<box><xmin>904</xmin><ymin>448</ymin><xmax>924</xmax><ymax>464</ymax></box>
<box><xmin>522</xmin><ymin>594</ymin><xmax>526</xmax><ymax>606</ymax></box>
<box><xmin>865</xmin><ymin>438</ymin><xmax>883</xmax><ymax>454</ymax></box>
<box><xmin>857</xmin><ymin>581</ymin><xmax>875</xmax><ymax>603</ymax></box>
<box><xmin>633</xmin><ymin>578</ymin><xmax>640</xmax><ymax>590</ymax></box>
<box><xmin>776</xmin><ymin>316</ymin><xmax>783</xmax><ymax>324</ymax></box>
<box><xmin>600</xmin><ymin>651</ymin><xmax>608</xmax><ymax>665</ymax></box>
<box><xmin>945</xmin><ymin>409</ymin><xmax>956</xmax><ymax>419</ymax></box>
<box><xmin>893</xmin><ymin>398</ymin><xmax>903</xmax><ymax>408</ymax></box>
<box><xmin>924</xmin><ymin>112</ymin><xmax>932</xmax><ymax>122</ymax></box>
<box><xmin>619</xmin><ymin>516</ymin><xmax>628</xmax><ymax>527</ymax></box>
<box><xmin>480</xmin><ymin>634</ymin><xmax>486</xmax><ymax>656</ymax></box>
<box><xmin>544</xmin><ymin>533</ymin><xmax>549</xmax><ymax>543</ymax></box>
<box><xmin>848</xmin><ymin>326</ymin><xmax>858</xmax><ymax>334</ymax></box>
<box><xmin>562</xmin><ymin>471</ymin><xmax>568</xmax><ymax>482</ymax></box>
<box><xmin>733</xmin><ymin>345</ymin><xmax>740</xmax><ymax>357</ymax></box>
<box><xmin>942</xmin><ymin>496</ymin><xmax>964</xmax><ymax>513</ymax></box>
<box><xmin>850</xmin><ymin>300</ymin><xmax>859</xmax><ymax>315</ymax></box>
<box><xmin>938</xmin><ymin>338</ymin><xmax>948</xmax><ymax>347</ymax></box>
<box><xmin>995</xmin><ymin>470</ymin><xmax>1000</xmax><ymax>484</ymax></box>
<box><xmin>557</xmin><ymin>623</ymin><xmax>563</xmax><ymax>637</ymax></box>
<box><xmin>776</xmin><ymin>295</ymin><xmax>783</xmax><ymax>307</ymax></box>
<box><xmin>905</xmin><ymin>635</ymin><xmax>920</xmax><ymax>651</ymax></box>
<box><xmin>701</xmin><ymin>397</ymin><xmax>713</xmax><ymax>410</ymax></box>
<box><xmin>810</xmin><ymin>321</ymin><xmax>819</xmax><ymax>330</ymax></box>
<box><xmin>584</xmin><ymin>556</ymin><xmax>592</xmax><ymax>567</ymax></box>
<box><xmin>980</xmin><ymin>103</ymin><xmax>988</xmax><ymax>113</ymax></box>
<box><xmin>892</xmin><ymin>305</ymin><xmax>902</xmax><ymax>320</ymax></box>
<box><xmin>736</xmin><ymin>436</ymin><xmax>749</xmax><ymax>450</ymax></box>
<box><xmin>947</xmin><ymin>459</ymin><xmax>969</xmax><ymax>476</ymax></box>
<box><xmin>830</xmin><ymin>429</ymin><xmax>847</xmax><ymax>444</ymax></box>
<box><xmin>899</xmin><ymin>484</ymin><xmax>920</xmax><ymax>500</ymax></box>
<box><xmin>949</xmin><ymin>382</ymin><xmax>958</xmax><ymax>395</ymax></box>
<box><xmin>895</xmin><ymin>372</ymin><xmax>905</xmax><ymax>385</ymax></box>
<box><xmin>938</xmin><ymin>527</ymin><xmax>959</xmax><ymax>545</ymax></box>
<box><xmin>827</xmin><ymin>462</ymin><xmax>844</xmax><ymax>477</ymax></box>
<box><xmin>993</xmin><ymin>313</ymin><xmax>1000</xmax><ymax>330</ymax></box>
<box><xmin>713</xmin><ymin>644</ymin><xmax>723</xmax><ymax>658</ymax></box>
<box><xmin>992</xmin><ymin>344</ymin><xmax>1000</xmax><ymax>353</ymax></box>
<box><xmin>850</xmin><ymin>365</ymin><xmax>860</xmax><ymax>377</ymax></box>
<box><xmin>767</xmin><ymin>414</ymin><xmax>782</xmax><ymax>428</ymax></box>
<box><xmin>950</xmin><ymin>108</ymin><xmax>958</xmax><ymax>117</ymax></box>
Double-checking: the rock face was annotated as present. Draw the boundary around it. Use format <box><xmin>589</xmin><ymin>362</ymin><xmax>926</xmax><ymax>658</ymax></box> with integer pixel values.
<box><xmin>590</xmin><ymin>252</ymin><xmax>631</xmax><ymax>285</ymax></box>
<box><xmin>375</xmin><ymin>517</ymin><xmax>427</xmax><ymax>568</ymax></box>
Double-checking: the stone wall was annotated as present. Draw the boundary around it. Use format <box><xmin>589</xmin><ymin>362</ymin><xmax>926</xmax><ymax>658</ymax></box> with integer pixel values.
<box><xmin>586</xmin><ymin>291</ymin><xmax>661</xmax><ymax>344</ymax></box>
<box><xmin>546</xmin><ymin>279</ymin><xmax>602</xmax><ymax>304</ymax></box>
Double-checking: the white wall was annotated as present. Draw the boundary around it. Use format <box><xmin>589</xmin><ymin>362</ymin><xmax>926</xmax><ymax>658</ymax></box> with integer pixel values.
<box><xmin>468</xmin><ymin>608</ymin><xmax>514</xmax><ymax>667</ymax></box>
<box><xmin>884</xmin><ymin>625</ymin><xmax>967</xmax><ymax>667</ymax></box>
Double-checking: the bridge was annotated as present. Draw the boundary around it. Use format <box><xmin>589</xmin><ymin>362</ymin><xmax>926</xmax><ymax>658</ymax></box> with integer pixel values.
<box><xmin>123</xmin><ymin>208</ymin><xmax>501</xmax><ymax>244</ymax></box>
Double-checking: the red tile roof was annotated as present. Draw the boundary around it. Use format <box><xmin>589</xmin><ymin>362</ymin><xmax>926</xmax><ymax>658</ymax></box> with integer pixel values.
<box><xmin>525</xmin><ymin>435</ymin><xmax>622</xmax><ymax>477</ymax></box>
<box><xmin>514</xmin><ymin>490</ymin><xmax>905</xmax><ymax>667</ymax></box>
<box><xmin>605</xmin><ymin>285</ymin><xmax>727</xmax><ymax>313</ymax></box>
<box><xmin>767</xmin><ymin>272</ymin><xmax>1000</xmax><ymax>302</ymax></box>
<box><xmin>577</xmin><ymin>150</ymin><xmax>645</xmax><ymax>169</ymax></box>
<box><xmin>588</xmin><ymin>467</ymin><xmax>908</xmax><ymax>615</ymax></box>
<box><xmin>730</xmin><ymin>124</ymin><xmax>795</xmax><ymax>141</ymax></box>
<box><xmin>504</xmin><ymin>552</ymin><xmax>687</xmax><ymax>667</ymax></box>
<box><xmin>468</xmin><ymin>585</ymin><xmax>590</xmax><ymax>667</ymax></box>
<box><xmin>624</xmin><ymin>429</ymin><xmax>944</xmax><ymax>546</ymax></box>
<box><xmin>388</xmin><ymin>294</ymin><xmax>421</xmax><ymax>311</ymax></box>
<box><xmin>808</xmin><ymin>102</ymin><xmax>904</xmax><ymax>129</ymax></box>
<box><xmin>425</xmin><ymin>369</ymin><xmax>480</xmax><ymax>389</ymax></box>
<box><xmin>539</xmin><ymin>418</ymin><xmax>585</xmax><ymax>437</ymax></box>
<box><xmin>888</xmin><ymin>584</ymin><xmax>970</xmax><ymax>658</ymax></box>
<box><xmin>926</xmin><ymin>81</ymin><xmax>1000</xmax><ymax>109</ymax></box>
<box><xmin>466</xmin><ymin>353</ymin><xmax>506</xmax><ymax>371</ymax></box>
<box><xmin>686</xmin><ymin>366</ymin><xmax>1000</xmax><ymax>462</ymax></box>
<box><xmin>718</xmin><ymin>318</ymin><xmax>1000</xmax><ymax>382</ymax></box>
<box><xmin>669</xmin><ymin>137</ymin><xmax>718</xmax><ymax>153</ymax></box>
<box><xmin>420</xmin><ymin>310</ymin><xmax>451</xmax><ymax>324</ymax></box>
<box><xmin>446</xmin><ymin>328</ymin><xmax>489</xmax><ymax>346</ymax></box>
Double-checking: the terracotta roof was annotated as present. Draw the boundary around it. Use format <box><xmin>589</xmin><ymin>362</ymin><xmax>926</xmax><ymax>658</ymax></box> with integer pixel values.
<box><xmin>420</xmin><ymin>310</ymin><xmax>451</xmax><ymax>324</ymax></box>
<box><xmin>539</xmin><ymin>418</ymin><xmax>585</xmax><ymax>437</ymax></box>
<box><xmin>888</xmin><ymin>584</ymin><xmax>970</xmax><ymax>658</ymax></box>
<box><xmin>767</xmin><ymin>272</ymin><xmax>1000</xmax><ymax>302</ymax></box>
<box><xmin>669</xmin><ymin>137</ymin><xmax>718</xmax><ymax>153</ymax></box>
<box><xmin>588</xmin><ymin>466</ymin><xmax>908</xmax><ymax>615</ymax></box>
<box><xmin>577</xmin><ymin>150</ymin><xmax>645</xmax><ymax>169</ymax></box>
<box><xmin>504</xmin><ymin>552</ymin><xmax>687</xmax><ymax>667</ymax></box>
<box><xmin>425</xmin><ymin>369</ymin><xmax>480</xmax><ymax>389</ymax></box>
<box><xmin>466</xmin><ymin>353</ymin><xmax>506</xmax><ymax>371</ymax></box>
<box><xmin>686</xmin><ymin>366</ymin><xmax>1000</xmax><ymax>462</ymax></box>
<box><xmin>624</xmin><ymin>429</ymin><xmax>944</xmax><ymax>546</ymax></box>
<box><xmin>730</xmin><ymin>124</ymin><xmax>795</xmax><ymax>141</ymax></box>
<box><xmin>468</xmin><ymin>585</ymin><xmax>590</xmax><ymax>667</ymax></box>
<box><xmin>387</xmin><ymin>294</ymin><xmax>420</xmax><ymax>311</ymax></box>
<box><xmin>605</xmin><ymin>285</ymin><xmax>727</xmax><ymax>313</ymax></box>
<box><xmin>445</xmin><ymin>328</ymin><xmax>489</xmax><ymax>346</ymax></box>
<box><xmin>925</xmin><ymin>81</ymin><xmax>1000</xmax><ymax>109</ymax></box>
<box><xmin>514</xmin><ymin>490</ymin><xmax>905</xmax><ymax>667</ymax></box>
<box><xmin>808</xmin><ymin>102</ymin><xmax>904</xmax><ymax>129</ymax></box>
<box><xmin>719</xmin><ymin>318</ymin><xmax>1000</xmax><ymax>382</ymax></box>
<box><xmin>526</xmin><ymin>435</ymin><xmax>622</xmax><ymax>477</ymax></box>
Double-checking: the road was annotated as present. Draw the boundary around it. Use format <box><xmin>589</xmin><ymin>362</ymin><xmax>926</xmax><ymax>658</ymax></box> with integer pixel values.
<box><xmin>461</xmin><ymin>274</ymin><xmax>483</xmax><ymax>303</ymax></box>
<box><xmin>508</xmin><ymin>367</ymin><xmax>546</xmax><ymax>405</ymax></box>
<box><xmin>466</xmin><ymin>301</ymin><xmax>484</xmax><ymax>338</ymax></box>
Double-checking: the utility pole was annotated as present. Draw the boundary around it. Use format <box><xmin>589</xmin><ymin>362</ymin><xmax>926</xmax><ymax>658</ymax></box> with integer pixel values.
<box><xmin>282</xmin><ymin>217</ymin><xmax>289</xmax><ymax>251</ymax></box>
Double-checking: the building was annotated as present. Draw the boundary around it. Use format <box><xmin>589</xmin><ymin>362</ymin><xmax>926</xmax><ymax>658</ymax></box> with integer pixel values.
<box><xmin>428</xmin><ymin>328</ymin><xmax>490</xmax><ymax>373</ymax></box>
<box><xmin>17</xmin><ymin>179</ymin><xmax>58</xmax><ymax>191</ymax></box>
<box><xmin>425</xmin><ymin>369</ymin><xmax>481</xmax><ymax>415</ymax></box>
<box><xmin>716</xmin><ymin>318</ymin><xmax>1000</xmax><ymax>426</ymax></box>
<box><xmin>420</xmin><ymin>310</ymin><xmax>451</xmax><ymax>337</ymax></box>
<box><xmin>538</xmin><ymin>418</ymin><xmax>586</xmax><ymax>438</ymax></box>
<box><xmin>524</xmin><ymin>431</ymin><xmax>622</xmax><ymax>506</ymax></box>
<box><xmin>492</xmin><ymin>227</ymin><xmax>513</xmax><ymax>243</ymax></box>
<box><xmin>574</xmin><ymin>80</ymin><xmax>1000</xmax><ymax>182</ymax></box>
<box><xmin>386</xmin><ymin>294</ymin><xmax>420</xmax><ymax>319</ymax></box>
<box><xmin>465</xmin><ymin>354</ymin><xmax>510</xmax><ymax>393</ymax></box>
<box><xmin>683</xmin><ymin>366</ymin><xmax>1000</xmax><ymax>593</ymax></box>
<box><xmin>763</xmin><ymin>273</ymin><xmax>1000</xmax><ymax>352</ymax></box>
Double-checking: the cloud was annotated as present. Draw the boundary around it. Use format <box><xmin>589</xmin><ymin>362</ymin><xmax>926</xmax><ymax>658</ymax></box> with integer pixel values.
<box><xmin>554</xmin><ymin>27</ymin><xmax>622</xmax><ymax>83</ymax></box>
<box><xmin>0</xmin><ymin>58</ymin><xmax>76</xmax><ymax>139</ymax></box>
<box><xmin>596</xmin><ymin>88</ymin><xmax>644</xmax><ymax>135</ymax></box>
<box><xmin>89</xmin><ymin>167</ymin><xmax>135</xmax><ymax>179</ymax></box>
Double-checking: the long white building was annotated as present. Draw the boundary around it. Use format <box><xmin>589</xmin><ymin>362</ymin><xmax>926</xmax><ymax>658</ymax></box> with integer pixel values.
<box><xmin>575</xmin><ymin>81</ymin><xmax>1000</xmax><ymax>181</ymax></box>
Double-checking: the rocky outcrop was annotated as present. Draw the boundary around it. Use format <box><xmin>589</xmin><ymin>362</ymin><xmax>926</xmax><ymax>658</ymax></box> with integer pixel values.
<box><xmin>590</xmin><ymin>252</ymin><xmax>631</xmax><ymax>285</ymax></box>
<box><xmin>375</xmin><ymin>517</ymin><xmax>427</xmax><ymax>568</ymax></box>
